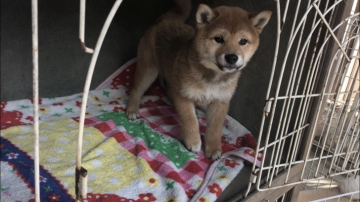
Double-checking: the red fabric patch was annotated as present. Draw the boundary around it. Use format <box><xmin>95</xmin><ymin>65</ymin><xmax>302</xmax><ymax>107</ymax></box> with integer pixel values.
<box><xmin>208</xmin><ymin>183</ymin><xmax>222</xmax><ymax>197</ymax></box>
<box><xmin>79</xmin><ymin>193</ymin><xmax>135</xmax><ymax>202</ymax></box>
<box><xmin>243</xmin><ymin>134</ymin><xmax>257</xmax><ymax>149</ymax></box>
<box><xmin>72</xmin><ymin>117</ymin><xmax>95</xmax><ymax>125</ymax></box>
<box><xmin>185</xmin><ymin>189</ymin><xmax>196</xmax><ymax>199</ymax></box>
<box><xmin>165</xmin><ymin>171</ymin><xmax>185</xmax><ymax>184</ymax></box>
<box><xmin>1</xmin><ymin>106</ymin><xmax>29</xmax><ymax>130</ymax></box>
<box><xmin>148</xmin><ymin>160</ymin><xmax>164</xmax><ymax>172</ymax></box>
<box><xmin>138</xmin><ymin>193</ymin><xmax>156</xmax><ymax>202</ymax></box>
<box><xmin>221</xmin><ymin>143</ymin><xmax>237</xmax><ymax>153</ymax></box>
<box><xmin>113</xmin><ymin>132</ymin><xmax>129</xmax><ymax>143</ymax></box>
<box><xmin>184</xmin><ymin>161</ymin><xmax>203</xmax><ymax>174</ymax></box>
<box><xmin>52</xmin><ymin>102</ymin><xmax>63</xmax><ymax>106</ymax></box>
<box><xmin>93</xmin><ymin>122</ymin><xmax>112</xmax><ymax>133</ymax></box>
<box><xmin>29</xmin><ymin>99</ymin><xmax>42</xmax><ymax>105</ymax></box>
<box><xmin>128</xmin><ymin>144</ymin><xmax>146</xmax><ymax>155</ymax></box>
<box><xmin>224</xmin><ymin>159</ymin><xmax>240</xmax><ymax>168</ymax></box>
<box><xmin>161</xmin><ymin>116</ymin><xmax>178</xmax><ymax>125</ymax></box>
<box><xmin>113</xmin><ymin>106</ymin><xmax>125</xmax><ymax>112</ymax></box>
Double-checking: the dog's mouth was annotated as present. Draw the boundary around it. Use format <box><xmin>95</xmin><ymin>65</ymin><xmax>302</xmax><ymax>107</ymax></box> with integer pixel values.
<box><xmin>216</xmin><ymin>63</ymin><xmax>243</xmax><ymax>72</ymax></box>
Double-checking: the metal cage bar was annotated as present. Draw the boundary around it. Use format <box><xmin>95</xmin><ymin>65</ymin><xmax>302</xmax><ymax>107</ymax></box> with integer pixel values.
<box><xmin>75</xmin><ymin>0</ymin><xmax>123</xmax><ymax>200</ymax></box>
<box><xmin>31</xmin><ymin>0</ymin><xmax>40</xmax><ymax>201</ymax></box>
<box><xmin>79</xmin><ymin>0</ymin><xmax>94</xmax><ymax>53</ymax></box>
<box><xmin>29</xmin><ymin>0</ymin><xmax>124</xmax><ymax>200</ymax></box>
<box><xmin>309</xmin><ymin>191</ymin><xmax>360</xmax><ymax>202</ymax></box>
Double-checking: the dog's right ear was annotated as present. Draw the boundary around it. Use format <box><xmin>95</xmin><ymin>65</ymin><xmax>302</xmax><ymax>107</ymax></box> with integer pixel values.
<box><xmin>196</xmin><ymin>4</ymin><xmax>214</xmax><ymax>27</ymax></box>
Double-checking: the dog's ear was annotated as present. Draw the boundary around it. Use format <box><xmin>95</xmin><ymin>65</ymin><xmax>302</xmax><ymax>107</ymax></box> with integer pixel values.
<box><xmin>196</xmin><ymin>4</ymin><xmax>214</xmax><ymax>27</ymax></box>
<box><xmin>249</xmin><ymin>11</ymin><xmax>272</xmax><ymax>33</ymax></box>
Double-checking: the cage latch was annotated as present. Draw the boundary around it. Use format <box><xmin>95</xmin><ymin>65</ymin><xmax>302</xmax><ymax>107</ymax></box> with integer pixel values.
<box><xmin>250</xmin><ymin>172</ymin><xmax>258</xmax><ymax>183</ymax></box>
<box><xmin>264</xmin><ymin>100</ymin><xmax>272</xmax><ymax>116</ymax></box>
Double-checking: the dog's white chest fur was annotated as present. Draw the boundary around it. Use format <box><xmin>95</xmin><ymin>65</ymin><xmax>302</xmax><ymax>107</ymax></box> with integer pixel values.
<box><xmin>181</xmin><ymin>82</ymin><xmax>234</xmax><ymax>102</ymax></box>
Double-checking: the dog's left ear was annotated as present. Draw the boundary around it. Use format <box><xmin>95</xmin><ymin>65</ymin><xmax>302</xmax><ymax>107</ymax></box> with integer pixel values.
<box><xmin>249</xmin><ymin>11</ymin><xmax>272</xmax><ymax>33</ymax></box>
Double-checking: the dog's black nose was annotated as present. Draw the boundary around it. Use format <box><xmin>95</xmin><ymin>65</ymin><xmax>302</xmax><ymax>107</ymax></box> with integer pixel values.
<box><xmin>225</xmin><ymin>54</ymin><xmax>238</xmax><ymax>64</ymax></box>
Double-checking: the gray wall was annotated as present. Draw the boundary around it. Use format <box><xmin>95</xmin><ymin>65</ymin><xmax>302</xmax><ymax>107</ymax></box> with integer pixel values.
<box><xmin>1</xmin><ymin>0</ymin><xmax>172</xmax><ymax>101</ymax></box>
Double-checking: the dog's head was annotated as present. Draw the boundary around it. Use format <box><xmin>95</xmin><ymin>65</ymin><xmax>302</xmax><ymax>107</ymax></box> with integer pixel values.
<box><xmin>194</xmin><ymin>5</ymin><xmax>272</xmax><ymax>73</ymax></box>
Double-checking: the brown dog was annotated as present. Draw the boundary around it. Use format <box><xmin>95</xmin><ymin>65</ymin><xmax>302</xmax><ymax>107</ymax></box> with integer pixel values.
<box><xmin>126</xmin><ymin>0</ymin><xmax>271</xmax><ymax>160</ymax></box>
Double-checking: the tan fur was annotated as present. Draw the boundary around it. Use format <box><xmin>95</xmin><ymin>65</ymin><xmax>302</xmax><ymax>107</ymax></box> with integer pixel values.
<box><xmin>126</xmin><ymin>0</ymin><xmax>272</xmax><ymax>160</ymax></box>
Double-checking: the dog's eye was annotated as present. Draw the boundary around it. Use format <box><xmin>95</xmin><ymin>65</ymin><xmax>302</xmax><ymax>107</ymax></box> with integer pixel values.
<box><xmin>214</xmin><ymin>37</ymin><xmax>224</xmax><ymax>44</ymax></box>
<box><xmin>239</xmin><ymin>38</ymin><xmax>248</xmax><ymax>45</ymax></box>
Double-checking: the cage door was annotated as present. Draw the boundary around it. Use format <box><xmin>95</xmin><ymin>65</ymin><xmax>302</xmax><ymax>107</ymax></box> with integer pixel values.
<box><xmin>243</xmin><ymin>0</ymin><xmax>360</xmax><ymax>197</ymax></box>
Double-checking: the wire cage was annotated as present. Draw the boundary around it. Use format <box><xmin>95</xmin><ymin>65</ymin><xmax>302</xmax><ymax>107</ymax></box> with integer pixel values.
<box><xmin>242</xmin><ymin>0</ymin><xmax>360</xmax><ymax>199</ymax></box>
<box><xmin>28</xmin><ymin>0</ymin><xmax>359</xmax><ymax>201</ymax></box>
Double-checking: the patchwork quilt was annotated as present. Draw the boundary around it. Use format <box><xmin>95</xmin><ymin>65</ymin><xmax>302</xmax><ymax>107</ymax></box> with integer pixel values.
<box><xmin>0</xmin><ymin>58</ymin><xmax>262</xmax><ymax>202</ymax></box>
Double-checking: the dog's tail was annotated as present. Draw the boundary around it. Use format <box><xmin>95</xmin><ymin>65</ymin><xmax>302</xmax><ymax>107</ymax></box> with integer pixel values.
<box><xmin>162</xmin><ymin>0</ymin><xmax>191</xmax><ymax>22</ymax></box>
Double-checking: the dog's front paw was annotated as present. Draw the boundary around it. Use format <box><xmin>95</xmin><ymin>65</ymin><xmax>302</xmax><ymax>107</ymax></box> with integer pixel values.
<box><xmin>186</xmin><ymin>141</ymin><xmax>202</xmax><ymax>153</ymax></box>
<box><xmin>182</xmin><ymin>136</ymin><xmax>201</xmax><ymax>153</ymax></box>
<box><xmin>205</xmin><ymin>148</ymin><xmax>222</xmax><ymax>161</ymax></box>
<box><xmin>126</xmin><ymin>108</ymin><xmax>140</xmax><ymax>120</ymax></box>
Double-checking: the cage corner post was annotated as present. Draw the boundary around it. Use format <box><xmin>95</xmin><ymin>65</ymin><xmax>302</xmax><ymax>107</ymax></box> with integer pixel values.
<box><xmin>75</xmin><ymin>0</ymin><xmax>123</xmax><ymax>200</ymax></box>
<box><xmin>31</xmin><ymin>0</ymin><xmax>40</xmax><ymax>201</ymax></box>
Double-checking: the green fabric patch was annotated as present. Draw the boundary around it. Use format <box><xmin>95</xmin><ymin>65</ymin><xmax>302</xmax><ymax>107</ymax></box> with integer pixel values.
<box><xmin>96</xmin><ymin>111</ymin><xmax>197</xmax><ymax>169</ymax></box>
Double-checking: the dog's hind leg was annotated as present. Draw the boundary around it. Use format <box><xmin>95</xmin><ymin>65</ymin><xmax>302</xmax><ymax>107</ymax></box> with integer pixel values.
<box><xmin>126</xmin><ymin>57</ymin><xmax>158</xmax><ymax>120</ymax></box>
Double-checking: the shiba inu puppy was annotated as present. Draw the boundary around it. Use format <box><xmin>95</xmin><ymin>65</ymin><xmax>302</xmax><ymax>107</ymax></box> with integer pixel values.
<box><xmin>126</xmin><ymin>0</ymin><xmax>271</xmax><ymax>160</ymax></box>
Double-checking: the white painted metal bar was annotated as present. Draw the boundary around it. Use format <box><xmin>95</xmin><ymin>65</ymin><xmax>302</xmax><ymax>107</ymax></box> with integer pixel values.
<box><xmin>303</xmin><ymin>32</ymin><xmax>360</xmax><ymax>184</ymax></box>
<box><xmin>342</xmin><ymin>94</ymin><xmax>360</xmax><ymax>169</ymax></box>
<box><xmin>259</xmin><ymin>150</ymin><xmax>360</xmax><ymax>170</ymax></box>
<box><xmin>314</xmin><ymin>61</ymin><xmax>349</xmax><ymax>177</ymax></box>
<box><xmin>335</xmin><ymin>86</ymin><xmax>360</xmax><ymax>172</ymax></box>
<box><xmin>286</xmin><ymin>2</ymin><xmax>334</xmax><ymax>168</ymax></box>
<box><xmin>244</xmin><ymin>0</ymin><xmax>282</xmax><ymax>196</ymax></box>
<box><xmin>280</xmin><ymin>3</ymin><xmax>338</xmax><ymax>183</ymax></box>
<box><xmin>287</xmin><ymin>0</ymin><xmax>303</xmax><ymax>46</ymax></box>
<box><xmin>297</xmin><ymin>30</ymin><xmax>346</xmax><ymax>186</ymax></box>
<box><xmin>307</xmin><ymin>17</ymin><xmax>360</xmax><ymax>178</ymax></box>
<box><xmin>31</xmin><ymin>0</ymin><xmax>40</xmax><ymax>201</ymax></box>
<box><xmin>340</xmin><ymin>120</ymin><xmax>360</xmax><ymax>170</ymax></box>
<box><xmin>267</xmin><ymin>90</ymin><xmax>360</xmax><ymax>100</ymax></box>
<box><xmin>75</xmin><ymin>0</ymin><xmax>123</xmax><ymax>198</ymax></box>
<box><xmin>270</xmin><ymin>0</ymin><xmax>314</xmax><ymax>178</ymax></box>
<box><xmin>273</xmin><ymin>0</ymin><xmax>329</xmax><ymax>179</ymax></box>
<box><xmin>300</xmin><ymin>13</ymin><xmax>360</xmax><ymax>181</ymax></box>
<box><xmin>79</xmin><ymin>0</ymin><xmax>94</xmax><ymax>53</ymax></box>
<box><xmin>256</xmin><ymin>4</ymin><xmax>316</xmax><ymax>191</ymax></box>
<box><xmin>257</xmin><ymin>167</ymin><xmax>359</xmax><ymax>191</ymax></box>
<box><xmin>258</xmin><ymin>124</ymin><xmax>309</xmax><ymax>151</ymax></box>
<box><xmin>281</xmin><ymin>0</ymin><xmax>291</xmax><ymax>31</ymax></box>
<box><xmin>312</xmin><ymin>46</ymin><xmax>353</xmax><ymax>178</ymax></box>
<box><xmin>280</xmin><ymin>193</ymin><xmax>285</xmax><ymax>202</ymax></box>
<box><xmin>329</xmin><ymin>60</ymin><xmax>360</xmax><ymax>171</ymax></box>
<box><xmin>309</xmin><ymin>191</ymin><xmax>360</xmax><ymax>202</ymax></box>
<box><xmin>312</xmin><ymin>3</ymin><xmax>351</xmax><ymax>62</ymax></box>
<box><xmin>322</xmin><ymin>39</ymin><xmax>359</xmax><ymax>176</ymax></box>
